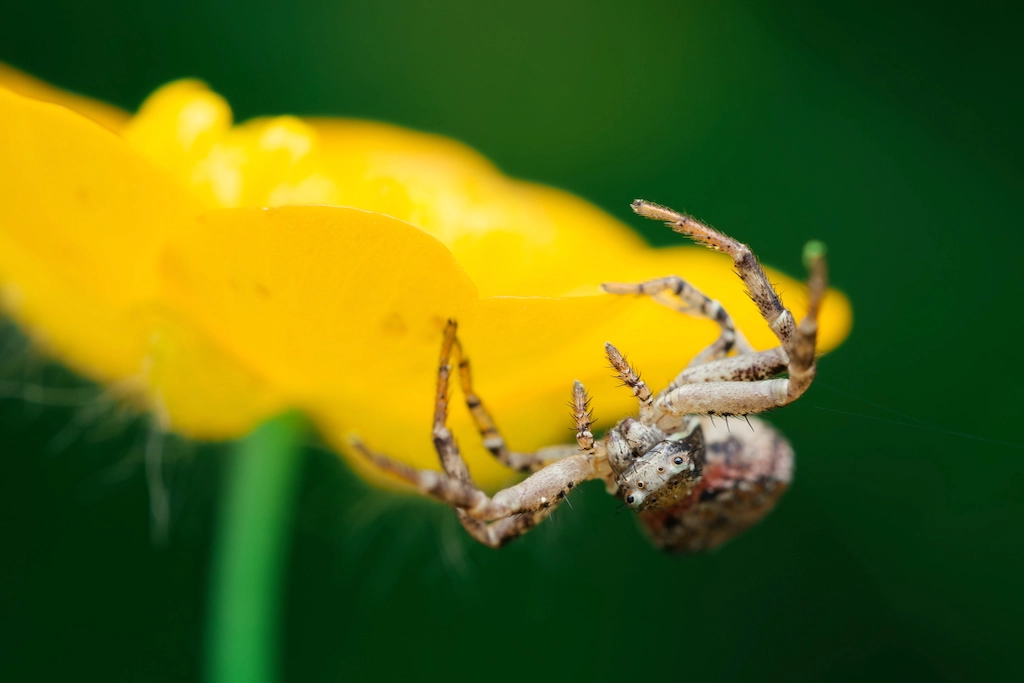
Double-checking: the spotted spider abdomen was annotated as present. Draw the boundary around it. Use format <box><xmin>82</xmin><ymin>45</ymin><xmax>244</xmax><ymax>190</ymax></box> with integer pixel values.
<box><xmin>638</xmin><ymin>416</ymin><xmax>794</xmax><ymax>554</ymax></box>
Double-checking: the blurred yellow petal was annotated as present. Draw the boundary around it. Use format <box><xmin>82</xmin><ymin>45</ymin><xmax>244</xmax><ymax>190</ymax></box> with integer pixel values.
<box><xmin>303</xmin><ymin>119</ymin><xmax>651</xmax><ymax>297</ymax></box>
<box><xmin>122</xmin><ymin>79</ymin><xmax>233</xmax><ymax>203</ymax></box>
<box><xmin>0</xmin><ymin>71</ymin><xmax>853</xmax><ymax>492</ymax></box>
<box><xmin>120</xmin><ymin>83</ymin><xmax>653</xmax><ymax>296</ymax></box>
<box><xmin>159</xmin><ymin>204</ymin><xmax>479</xmax><ymax>402</ymax></box>
<box><xmin>156</xmin><ymin>204</ymin><xmax>482</xmax><ymax>482</ymax></box>
<box><xmin>0</xmin><ymin>85</ymin><xmax>205</xmax><ymax>386</ymax></box>
<box><xmin>144</xmin><ymin>311</ymin><xmax>288</xmax><ymax>439</ymax></box>
<box><xmin>0</xmin><ymin>63</ymin><xmax>129</xmax><ymax>132</ymax></box>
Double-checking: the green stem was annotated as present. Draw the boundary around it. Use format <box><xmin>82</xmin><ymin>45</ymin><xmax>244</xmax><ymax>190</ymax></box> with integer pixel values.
<box><xmin>206</xmin><ymin>412</ymin><xmax>307</xmax><ymax>683</ymax></box>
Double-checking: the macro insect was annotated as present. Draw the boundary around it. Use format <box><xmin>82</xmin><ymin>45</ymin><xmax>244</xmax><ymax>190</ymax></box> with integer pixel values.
<box><xmin>352</xmin><ymin>199</ymin><xmax>827</xmax><ymax>553</ymax></box>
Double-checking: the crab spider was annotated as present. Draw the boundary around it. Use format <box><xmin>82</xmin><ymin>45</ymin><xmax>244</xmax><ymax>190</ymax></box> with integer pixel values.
<box><xmin>352</xmin><ymin>200</ymin><xmax>827</xmax><ymax>553</ymax></box>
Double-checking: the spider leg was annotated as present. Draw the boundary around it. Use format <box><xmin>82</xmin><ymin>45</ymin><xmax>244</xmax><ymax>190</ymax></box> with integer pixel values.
<box><xmin>632</xmin><ymin>200</ymin><xmax>827</xmax><ymax>415</ymax></box>
<box><xmin>350</xmin><ymin>321</ymin><xmax>603</xmax><ymax>548</ymax></box>
<box><xmin>452</xmin><ymin>509</ymin><xmax>554</xmax><ymax>549</ymax></box>
<box><xmin>602</xmin><ymin>342</ymin><xmax>655</xmax><ymax>424</ymax></box>
<box><xmin>670</xmin><ymin>347</ymin><xmax>788</xmax><ymax>385</ymax></box>
<box><xmin>350</xmin><ymin>437</ymin><xmax>596</xmax><ymax>548</ymax></box>
<box><xmin>450</xmin><ymin>380</ymin><xmax>603</xmax><ymax>548</ymax></box>
<box><xmin>450</xmin><ymin>323</ymin><xmax>589</xmax><ymax>473</ymax></box>
<box><xmin>602</xmin><ymin>275</ymin><xmax>753</xmax><ymax>367</ymax></box>
<box><xmin>431</xmin><ymin>321</ymin><xmax>470</xmax><ymax>482</ymax></box>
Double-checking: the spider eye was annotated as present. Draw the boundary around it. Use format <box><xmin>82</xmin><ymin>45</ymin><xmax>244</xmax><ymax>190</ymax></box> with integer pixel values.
<box><xmin>673</xmin><ymin>456</ymin><xmax>684</xmax><ymax>465</ymax></box>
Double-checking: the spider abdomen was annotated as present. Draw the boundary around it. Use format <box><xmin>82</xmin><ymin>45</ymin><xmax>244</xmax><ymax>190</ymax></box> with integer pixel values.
<box><xmin>639</xmin><ymin>417</ymin><xmax>794</xmax><ymax>554</ymax></box>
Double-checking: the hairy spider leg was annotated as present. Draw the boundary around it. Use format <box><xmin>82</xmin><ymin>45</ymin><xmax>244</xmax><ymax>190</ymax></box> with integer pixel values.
<box><xmin>601</xmin><ymin>272</ymin><xmax>777</xmax><ymax>396</ymax></box>
<box><xmin>350</xmin><ymin>433</ymin><xmax>596</xmax><ymax>548</ymax></box>
<box><xmin>601</xmin><ymin>342</ymin><xmax>655</xmax><ymax>424</ymax></box>
<box><xmin>350</xmin><ymin>321</ymin><xmax>601</xmax><ymax>548</ymax></box>
<box><xmin>602</xmin><ymin>275</ymin><xmax>753</xmax><ymax>369</ymax></box>
<box><xmin>451</xmin><ymin>379</ymin><xmax>603</xmax><ymax>547</ymax></box>
<box><xmin>450</xmin><ymin>329</ymin><xmax>580</xmax><ymax>473</ymax></box>
<box><xmin>630</xmin><ymin>200</ymin><xmax>827</xmax><ymax>416</ymax></box>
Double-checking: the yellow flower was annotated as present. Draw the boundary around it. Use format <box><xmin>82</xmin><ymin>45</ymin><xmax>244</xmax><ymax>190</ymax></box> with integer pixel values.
<box><xmin>0</xmin><ymin>66</ymin><xmax>851</xmax><ymax>489</ymax></box>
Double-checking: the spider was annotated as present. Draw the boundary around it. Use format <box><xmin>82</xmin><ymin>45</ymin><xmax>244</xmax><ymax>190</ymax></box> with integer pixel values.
<box><xmin>351</xmin><ymin>199</ymin><xmax>827</xmax><ymax>553</ymax></box>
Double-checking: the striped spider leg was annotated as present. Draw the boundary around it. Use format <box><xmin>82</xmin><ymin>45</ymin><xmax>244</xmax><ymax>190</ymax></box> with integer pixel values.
<box><xmin>598</xmin><ymin>199</ymin><xmax>827</xmax><ymax>553</ymax></box>
<box><xmin>353</xmin><ymin>199</ymin><xmax>827</xmax><ymax>553</ymax></box>
<box><xmin>350</xmin><ymin>321</ymin><xmax>611</xmax><ymax>548</ymax></box>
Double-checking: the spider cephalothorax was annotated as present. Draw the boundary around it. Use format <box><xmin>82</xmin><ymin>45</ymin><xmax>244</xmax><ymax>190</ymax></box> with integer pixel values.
<box><xmin>605</xmin><ymin>416</ymin><xmax>705</xmax><ymax>512</ymax></box>
<box><xmin>353</xmin><ymin>199</ymin><xmax>826</xmax><ymax>553</ymax></box>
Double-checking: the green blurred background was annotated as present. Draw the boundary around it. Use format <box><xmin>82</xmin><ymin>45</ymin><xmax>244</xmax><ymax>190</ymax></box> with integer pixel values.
<box><xmin>2</xmin><ymin>1</ymin><xmax>1022</xmax><ymax>681</ymax></box>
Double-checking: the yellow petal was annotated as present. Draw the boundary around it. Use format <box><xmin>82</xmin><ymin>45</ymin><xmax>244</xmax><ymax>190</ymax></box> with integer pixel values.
<box><xmin>0</xmin><ymin>63</ymin><xmax>129</xmax><ymax>132</ymax></box>
<box><xmin>156</xmin><ymin>205</ymin><xmax>479</xmax><ymax>481</ymax></box>
<box><xmin>0</xmin><ymin>72</ymin><xmax>853</xmax><ymax>494</ymax></box>
<box><xmin>0</xmin><ymin>85</ymin><xmax>206</xmax><ymax>387</ymax></box>
<box><xmin>144</xmin><ymin>310</ymin><xmax>288</xmax><ymax>439</ymax></box>
<box><xmin>120</xmin><ymin>84</ymin><xmax>652</xmax><ymax>297</ymax></box>
<box><xmin>122</xmin><ymin>80</ymin><xmax>233</xmax><ymax>206</ymax></box>
<box><xmin>253</xmin><ymin>118</ymin><xmax>654</xmax><ymax>298</ymax></box>
<box><xmin>154</xmin><ymin>204</ymin><xmax>849</xmax><ymax>490</ymax></box>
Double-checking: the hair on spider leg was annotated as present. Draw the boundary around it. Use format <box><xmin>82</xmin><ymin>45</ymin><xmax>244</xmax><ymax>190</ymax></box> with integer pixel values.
<box><xmin>721</xmin><ymin>414</ymin><xmax>732</xmax><ymax>433</ymax></box>
<box><xmin>564</xmin><ymin>400</ymin><xmax>595</xmax><ymax>422</ymax></box>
